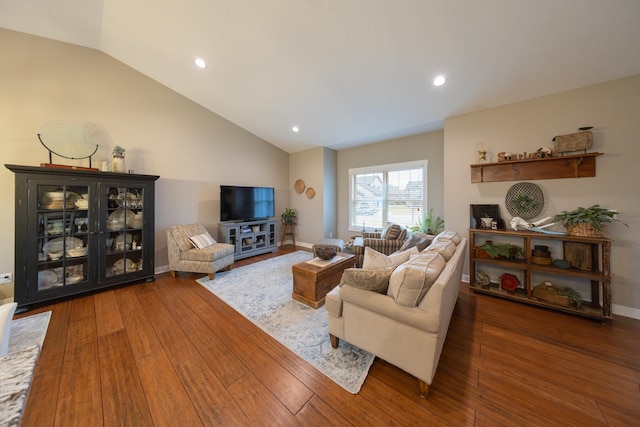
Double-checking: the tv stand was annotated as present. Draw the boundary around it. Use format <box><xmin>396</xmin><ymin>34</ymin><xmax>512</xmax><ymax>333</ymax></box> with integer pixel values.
<box><xmin>219</xmin><ymin>219</ymin><xmax>278</xmax><ymax>260</ymax></box>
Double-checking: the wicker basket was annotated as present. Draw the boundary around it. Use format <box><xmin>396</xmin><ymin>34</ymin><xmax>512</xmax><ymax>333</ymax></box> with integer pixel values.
<box><xmin>566</xmin><ymin>223</ymin><xmax>603</xmax><ymax>238</ymax></box>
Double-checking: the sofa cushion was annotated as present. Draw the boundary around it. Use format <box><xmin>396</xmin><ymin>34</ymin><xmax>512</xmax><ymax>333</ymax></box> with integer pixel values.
<box><xmin>339</xmin><ymin>267</ymin><xmax>395</xmax><ymax>293</ymax></box>
<box><xmin>181</xmin><ymin>243</ymin><xmax>234</xmax><ymax>262</ymax></box>
<box><xmin>380</xmin><ymin>223</ymin><xmax>405</xmax><ymax>240</ymax></box>
<box><xmin>426</xmin><ymin>239</ymin><xmax>456</xmax><ymax>261</ymax></box>
<box><xmin>387</xmin><ymin>251</ymin><xmax>446</xmax><ymax>307</ymax></box>
<box><xmin>362</xmin><ymin>246</ymin><xmax>418</xmax><ymax>270</ymax></box>
<box><xmin>433</xmin><ymin>230</ymin><xmax>461</xmax><ymax>245</ymax></box>
<box><xmin>189</xmin><ymin>232</ymin><xmax>217</xmax><ymax>249</ymax></box>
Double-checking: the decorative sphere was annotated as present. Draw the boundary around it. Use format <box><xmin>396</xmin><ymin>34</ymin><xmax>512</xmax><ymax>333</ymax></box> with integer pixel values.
<box><xmin>316</xmin><ymin>246</ymin><xmax>337</xmax><ymax>260</ymax></box>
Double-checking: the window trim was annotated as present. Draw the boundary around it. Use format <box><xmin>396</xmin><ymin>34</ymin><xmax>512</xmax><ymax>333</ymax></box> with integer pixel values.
<box><xmin>348</xmin><ymin>159</ymin><xmax>428</xmax><ymax>232</ymax></box>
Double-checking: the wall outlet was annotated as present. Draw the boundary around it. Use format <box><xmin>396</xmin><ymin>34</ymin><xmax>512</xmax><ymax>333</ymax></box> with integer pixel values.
<box><xmin>329</xmin><ymin>232</ymin><xmax>333</xmax><ymax>238</ymax></box>
<box><xmin>0</xmin><ymin>273</ymin><xmax>12</xmax><ymax>284</ymax></box>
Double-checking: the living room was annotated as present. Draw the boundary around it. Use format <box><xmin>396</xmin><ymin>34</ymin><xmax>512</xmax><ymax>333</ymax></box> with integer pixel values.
<box><xmin>1</xmin><ymin>2</ymin><xmax>640</xmax><ymax>425</ymax></box>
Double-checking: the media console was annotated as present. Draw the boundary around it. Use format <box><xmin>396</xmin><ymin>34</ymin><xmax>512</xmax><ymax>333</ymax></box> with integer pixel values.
<box><xmin>218</xmin><ymin>219</ymin><xmax>278</xmax><ymax>260</ymax></box>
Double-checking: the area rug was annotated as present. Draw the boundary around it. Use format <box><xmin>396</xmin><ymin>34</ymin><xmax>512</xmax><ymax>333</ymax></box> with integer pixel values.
<box><xmin>196</xmin><ymin>251</ymin><xmax>375</xmax><ymax>394</ymax></box>
<box><xmin>1</xmin><ymin>311</ymin><xmax>51</xmax><ymax>427</ymax></box>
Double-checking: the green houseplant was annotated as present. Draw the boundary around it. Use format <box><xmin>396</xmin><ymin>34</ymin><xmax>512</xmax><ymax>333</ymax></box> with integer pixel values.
<box><xmin>553</xmin><ymin>204</ymin><xmax>627</xmax><ymax>237</ymax></box>
<box><xmin>281</xmin><ymin>207</ymin><xmax>296</xmax><ymax>223</ymax></box>
<box><xmin>410</xmin><ymin>208</ymin><xmax>445</xmax><ymax>235</ymax></box>
<box><xmin>479</xmin><ymin>242</ymin><xmax>524</xmax><ymax>260</ymax></box>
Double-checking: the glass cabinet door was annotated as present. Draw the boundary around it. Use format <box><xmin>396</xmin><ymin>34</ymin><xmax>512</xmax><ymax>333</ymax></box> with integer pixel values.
<box><xmin>35</xmin><ymin>183</ymin><xmax>93</xmax><ymax>293</ymax></box>
<box><xmin>102</xmin><ymin>185</ymin><xmax>147</xmax><ymax>280</ymax></box>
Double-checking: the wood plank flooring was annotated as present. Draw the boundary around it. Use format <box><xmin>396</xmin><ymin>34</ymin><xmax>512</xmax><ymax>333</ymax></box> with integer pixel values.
<box><xmin>16</xmin><ymin>248</ymin><xmax>640</xmax><ymax>426</ymax></box>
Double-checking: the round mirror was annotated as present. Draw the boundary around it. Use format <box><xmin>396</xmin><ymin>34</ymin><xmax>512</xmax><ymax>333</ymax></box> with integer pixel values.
<box><xmin>38</xmin><ymin>121</ymin><xmax>101</xmax><ymax>163</ymax></box>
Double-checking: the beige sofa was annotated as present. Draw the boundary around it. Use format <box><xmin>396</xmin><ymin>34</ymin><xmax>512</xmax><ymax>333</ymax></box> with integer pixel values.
<box><xmin>167</xmin><ymin>223</ymin><xmax>235</xmax><ymax>279</ymax></box>
<box><xmin>326</xmin><ymin>230</ymin><xmax>466</xmax><ymax>397</ymax></box>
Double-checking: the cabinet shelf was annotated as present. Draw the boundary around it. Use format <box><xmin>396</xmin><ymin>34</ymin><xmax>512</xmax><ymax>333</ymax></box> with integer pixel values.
<box><xmin>469</xmin><ymin>228</ymin><xmax>612</xmax><ymax>322</ymax></box>
<box><xmin>6</xmin><ymin>164</ymin><xmax>159</xmax><ymax>309</ymax></box>
<box><xmin>219</xmin><ymin>219</ymin><xmax>278</xmax><ymax>260</ymax></box>
<box><xmin>470</xmin><ymin>152</ymin><xmax>603</xmax><ymax>183</ymax></box>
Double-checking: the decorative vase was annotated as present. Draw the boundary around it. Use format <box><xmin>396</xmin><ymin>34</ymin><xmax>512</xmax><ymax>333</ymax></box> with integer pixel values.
<box><xmin>112</xmin><ymin>151</ymin><xmax>125</xmax><ymax>173</ymax></box>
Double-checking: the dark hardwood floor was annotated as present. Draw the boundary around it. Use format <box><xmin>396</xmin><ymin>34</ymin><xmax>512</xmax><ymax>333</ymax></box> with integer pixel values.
<box><xmin>16</xmin><ymin>248</ymin><xmax>640</xmax><ymax>426</ymax></box>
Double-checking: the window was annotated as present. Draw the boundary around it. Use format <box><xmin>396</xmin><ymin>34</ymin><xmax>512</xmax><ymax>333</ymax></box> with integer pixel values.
<box><xmin>349</xmin><ymin>160</ymin><xmax>427</xmax><ymax>231</ymax></box>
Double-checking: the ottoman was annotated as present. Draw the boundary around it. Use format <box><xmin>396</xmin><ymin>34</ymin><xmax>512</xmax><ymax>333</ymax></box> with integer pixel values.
<box><xmin>312</xmin><ymin>238</ymin><xmax>344</xmax><ymax>257</ymax></box>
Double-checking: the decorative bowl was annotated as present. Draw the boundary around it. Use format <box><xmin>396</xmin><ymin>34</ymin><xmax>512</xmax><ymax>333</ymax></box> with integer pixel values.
<box><xmin>316</xmin><ymin>246</ymin><xmax>337</xmax><ymax>260</ymax></box>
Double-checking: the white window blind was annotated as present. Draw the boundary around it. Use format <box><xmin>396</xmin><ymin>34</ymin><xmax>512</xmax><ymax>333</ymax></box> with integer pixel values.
<box><xmin>349</xmin><ymin>160</ymin><xmax>427</xmax><ymax>231</ymax></box>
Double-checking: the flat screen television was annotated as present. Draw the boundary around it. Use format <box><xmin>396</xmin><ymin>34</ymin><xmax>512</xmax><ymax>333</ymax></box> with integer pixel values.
<box><xmin>220</xmin><ymin>185</ymin><xmax>275</xmax><ymax>222</ymax></box>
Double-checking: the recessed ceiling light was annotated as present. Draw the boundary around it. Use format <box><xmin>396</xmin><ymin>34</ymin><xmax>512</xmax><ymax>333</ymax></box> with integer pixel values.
<box><xmin>433</xmin><ymin>75</ymin><xmax>446</xmax><ymax>87</ymax></box>
<box><xmin>194</xmin><ymin>58</ymin><xmax>207</xmax><ymax>69</ymax></box>
<box><xmin>292</xmin><ymin>126</ymin><xmax>299</xmax><ymax>133</ymax></box>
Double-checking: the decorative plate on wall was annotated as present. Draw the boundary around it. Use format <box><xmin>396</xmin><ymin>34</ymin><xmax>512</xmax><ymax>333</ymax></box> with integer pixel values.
<box><xmin>294</xmin><ymin>179</ymin><xmax>305</xmax><ymax>194</ymax></box>
<box><xmin>505</xmin><ymin>182</ymin><xmax>544</xmax><ymax>219</ymax></box>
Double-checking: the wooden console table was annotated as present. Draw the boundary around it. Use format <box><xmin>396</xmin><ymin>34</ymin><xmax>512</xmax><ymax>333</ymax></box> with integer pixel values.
<box><xmin>469</xmin><ymin>228</ymin><xmax>612</xmax><ymax>322</ymax></box>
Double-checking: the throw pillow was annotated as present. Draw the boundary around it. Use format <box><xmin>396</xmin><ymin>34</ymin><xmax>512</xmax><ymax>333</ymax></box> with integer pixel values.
<box><xmin>362</xmin><ymin>246</ymin><xmax>417</xmax><ymax>270</ymax></box>
<box><xmin>387</xmin><ymin>251</ymin><xmax>446</xmax><ymax>307</ymax></box>
<box><xmin>339</xmin><ymin>267</ymin><xmax>395</xmax><ymax>293</ymax></box>
<box><xmin>399</xmin><ymin>233</ymin><xmax>434</xmax><ymax>252</ymax></box>
<box><xmin>189</xmin><ymin>232</ymin><xmax>217</xmax><ymax>249</ymax></box>
<box><xmin>381</xmin><ymin>223</ymin><xmax>403</xmax><ymax>240</ymax></box>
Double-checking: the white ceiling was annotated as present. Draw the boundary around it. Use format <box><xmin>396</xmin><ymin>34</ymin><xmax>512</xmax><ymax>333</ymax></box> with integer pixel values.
<box><xmin>2</xmin><ymin>0</ymin><xmax>640</xmax><ymax>153</ymax></box>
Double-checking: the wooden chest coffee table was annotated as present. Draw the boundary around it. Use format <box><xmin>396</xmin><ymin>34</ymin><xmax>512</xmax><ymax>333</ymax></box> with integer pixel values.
<box><xmin>292</xmin><ymin>253</ymin><xmax>355</xmax><ymax>308</ymax></box>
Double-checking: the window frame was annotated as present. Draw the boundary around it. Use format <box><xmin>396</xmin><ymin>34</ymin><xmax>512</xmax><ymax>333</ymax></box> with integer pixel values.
<box><xmin>348</xmin><ymin>159</ymin><xmax>428</xmax><ymax>232</ymax></box>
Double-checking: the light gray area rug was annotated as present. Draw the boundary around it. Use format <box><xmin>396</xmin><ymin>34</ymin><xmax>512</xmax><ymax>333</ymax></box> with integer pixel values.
<box><xmin>1</xmin><ymin>311</ymin><xmax>51</xmax><ymax>427</ymax></box>
<box><xmin>196</xmin><ymin>251</ymin><xmax>375</xmax><ymax>394</ymax></box>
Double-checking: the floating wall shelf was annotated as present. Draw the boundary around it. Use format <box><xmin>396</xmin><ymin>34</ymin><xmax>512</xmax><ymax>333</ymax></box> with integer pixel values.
<box><xmin>470</xmin><ymin>152</ymin><xmax>603</xmax><ymax>183</ymax></box>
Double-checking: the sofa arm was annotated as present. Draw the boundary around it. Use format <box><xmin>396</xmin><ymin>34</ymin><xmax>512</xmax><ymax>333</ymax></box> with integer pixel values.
<box><xmin>340</xmin><ymin>285</ymin><xmax>439</xmax><ymax>333</ymax></box>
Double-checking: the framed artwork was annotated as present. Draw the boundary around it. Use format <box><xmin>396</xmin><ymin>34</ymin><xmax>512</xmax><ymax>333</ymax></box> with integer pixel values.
<box><xmin>563</xmin><ymin>241</ymin><xmax>595</xmax><ymax>271</ymax></box>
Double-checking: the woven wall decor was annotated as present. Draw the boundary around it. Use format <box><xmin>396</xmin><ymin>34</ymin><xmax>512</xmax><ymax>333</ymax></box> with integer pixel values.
<box><xmin>505</xmin><ymin>182</ymin><xmax>544</xmax><ymax>219</ymax></box>
<box><xmin>305</xmin><ymin>187</ymin><xmax>316</xmax><ymax>199</ymax></box>
<box><xmin>294</xmin><ymin>179</ymin><xmax>305</xmax><ymax>194</ymax></box>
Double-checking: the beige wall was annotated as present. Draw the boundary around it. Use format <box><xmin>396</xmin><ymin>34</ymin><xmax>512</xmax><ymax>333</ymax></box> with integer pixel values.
<box><xmin>336</xmin><ymin>131</ymin><xmax>445</xmax><ymax>240</ymax></box>
<box><xmin>0</xmin><ymin>29</ymin><xmax>290</xmax><ymax>293</ymax></box>
<box><xmin>444</xmin><ymin>75</ymin><xmax>640</xmax><ymax>317</ymax></box>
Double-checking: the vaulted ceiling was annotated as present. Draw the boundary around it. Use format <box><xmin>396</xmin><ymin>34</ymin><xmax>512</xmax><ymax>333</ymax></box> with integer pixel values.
<box><xmin>2</xmin><ymin>1</ymin><xmax>640</xmax><ymax>153</ymax></box>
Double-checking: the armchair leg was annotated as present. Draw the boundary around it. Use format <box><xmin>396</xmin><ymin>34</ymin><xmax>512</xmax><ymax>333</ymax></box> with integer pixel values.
<box><xmin>170</xmin><ymin>270</ymin><xmax>177</xmax><ymax>278</ymax></box>
<box><xmin>329</xmin><ymin>334</ymin><xmax>339</xmax><ymax>348</ymax></box>
<box><xmin>418</xmin><ymin>380</ymin><xmax>430</xmax><ymax>398</ymax></box>
<box><xmin>208</xmin><ymin>273</ymin><xmax>215</xmax><ymax>280</ymax></box>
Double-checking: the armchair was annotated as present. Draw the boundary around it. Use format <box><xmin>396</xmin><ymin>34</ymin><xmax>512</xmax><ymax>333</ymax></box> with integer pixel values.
<box><xmin>167</xmin><ymin>223</ymin><xmax>235</xmax><ymax>280</ymax></box>
<box><xmin>352</xmin><ymin>224</ymin><xmax>408</xmax><ymax>267</ymax></box>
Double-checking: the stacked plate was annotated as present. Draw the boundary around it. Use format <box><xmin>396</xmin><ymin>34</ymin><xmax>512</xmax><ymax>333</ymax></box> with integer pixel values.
<box><xmin>66</xmin><ymin>247</ymin><xmax>88</xmax><ymax>257</ymax></box>
<box><xmin>108</xmin><ymin>209</ymin><xmax>135</xmax><ymax>231</ymax></box>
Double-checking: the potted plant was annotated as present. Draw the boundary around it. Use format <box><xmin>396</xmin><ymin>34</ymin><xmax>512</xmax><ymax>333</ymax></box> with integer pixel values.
<box><xmin>410</xmin><ymin>208</ymin><xmax>444</xmax><ymax>235</ymax></box>
<box><xmin>281</xmin><ymin>207</ymin><xmax>296</xmax><ymax>223</ymax></box>
<box><xmin>476</xmin><ymin>241</ymin><xmax>524</xmax><ymax>260</ymax></box>
<box><xmin>553</xmin><ymin>204</ymin><xmax>627</xmax><ymax>237</ymax></box>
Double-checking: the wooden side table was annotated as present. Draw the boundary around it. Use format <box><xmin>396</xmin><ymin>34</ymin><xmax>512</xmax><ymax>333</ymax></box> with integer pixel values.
<box><xmin>281</xmin><ymin>222</ymin><xmax>296</xmax><ymax>248</ymax></box>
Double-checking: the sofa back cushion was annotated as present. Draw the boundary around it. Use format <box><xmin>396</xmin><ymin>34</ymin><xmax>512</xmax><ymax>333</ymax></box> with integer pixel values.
<box><xmin>387</xmin><ymin>251</ymin><xmax>446</xmax><ymax>306</ymax></box>
<box><xmin>432</xmin><ymin>230</ymin><xmax>461</xmax><ymax>245</ymax></box>
<box><xmin>425</xmin><ymin>239</ymin><xmax>457</xmax><ymax>261</ymax></box>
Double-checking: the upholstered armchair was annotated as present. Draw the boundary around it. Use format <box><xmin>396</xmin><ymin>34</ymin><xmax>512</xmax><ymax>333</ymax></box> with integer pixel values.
<box><xmin>352</xmin><ymin>224</ymin><xmax>408</xmax><ymax>267</ymax></box>
<box><xmin>167</xmin><ymin>223</ymin><xmax>235</xmax><ymax>280</ymax></box>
